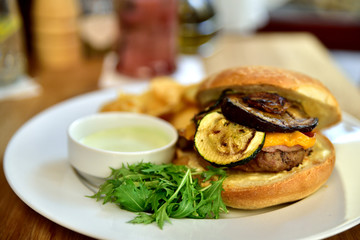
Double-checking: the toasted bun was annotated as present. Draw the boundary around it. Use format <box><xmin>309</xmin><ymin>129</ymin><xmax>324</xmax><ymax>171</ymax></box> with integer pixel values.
<box><xmin>197</xmin><ymin>66</ymin><xmax>341</xmax><ymax>129</ymax></box>
<box><xmin>173</xmin><ymin>133</ymin><xmax>335</xmax><ymax>209</ymax></box>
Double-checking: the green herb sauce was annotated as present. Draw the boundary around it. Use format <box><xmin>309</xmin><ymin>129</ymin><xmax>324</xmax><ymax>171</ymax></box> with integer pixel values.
<box><xmin>81</xmin><ymin>126</ymin><xmax>170</xmax><ymax>152</ymax></box>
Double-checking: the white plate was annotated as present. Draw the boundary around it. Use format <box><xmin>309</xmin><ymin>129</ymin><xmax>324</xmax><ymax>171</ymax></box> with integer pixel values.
<box><xmin>4</xmin><ymin>86</ymin><xmax>360</xmax><ymax>240</ymax></box>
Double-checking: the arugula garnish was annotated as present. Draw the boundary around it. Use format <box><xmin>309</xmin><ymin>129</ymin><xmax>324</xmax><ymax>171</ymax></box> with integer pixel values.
<box><xmin>90</xmin><ymin>162</ymin><xmax>228</xmax><ymax>229</ymax></box>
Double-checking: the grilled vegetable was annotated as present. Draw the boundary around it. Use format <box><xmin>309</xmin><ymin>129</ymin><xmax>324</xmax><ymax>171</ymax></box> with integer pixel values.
<box><xmin>194</xmin><ymin>111</ymin><xmax>265</xmax><ymax>167</ymax></box>
<box><xmin>221</xmin><ymin>93</ymin><xmax>318</xmax><ymax>133</ymax></box>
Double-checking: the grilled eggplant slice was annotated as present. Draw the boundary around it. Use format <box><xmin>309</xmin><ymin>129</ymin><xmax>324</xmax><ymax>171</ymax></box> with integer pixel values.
<box><xmin>221</xmin><ymin>93</ymin><xmax>318</xmax><ymax>133</ymax></box>
<box><xmin>194</xmin><ymin>111</ymin><xmax>265</xmax><ymax>167</ymax></box>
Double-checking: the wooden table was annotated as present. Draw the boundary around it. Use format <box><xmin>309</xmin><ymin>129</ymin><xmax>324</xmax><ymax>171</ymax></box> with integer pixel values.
<box><xmin>1</xmin><ymin>33</ymin><xmax>359</xmax><ymax>239</ymax></box>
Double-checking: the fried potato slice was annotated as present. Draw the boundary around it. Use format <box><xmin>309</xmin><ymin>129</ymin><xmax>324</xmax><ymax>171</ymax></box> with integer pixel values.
<box><xmin>101</xmin><ymin>92</ymin><xmax>145</xmax><ymax>113</ymax></box>
<box><xmin>168</xmin><ymin>106</ymin><xmax>199</xmax><ymax>130</ymax></box>
<box><xmin>100</xmin><ymin>77</ymin><xmax>200</xmax><ymax>131</ymax></box>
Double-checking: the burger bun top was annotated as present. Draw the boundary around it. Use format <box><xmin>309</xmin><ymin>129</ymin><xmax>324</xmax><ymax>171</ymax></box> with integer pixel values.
<box><xmin>197</xmin><ymin>66</ymin><xmax>341</xmax><ymax>130</ymax></box>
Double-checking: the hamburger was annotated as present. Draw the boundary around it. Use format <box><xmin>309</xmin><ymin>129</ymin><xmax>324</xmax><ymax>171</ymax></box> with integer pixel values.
<box><xmin>174</xmin><ymin>66</ymin><xmax>341</xmax><ymax>209</ymax></box>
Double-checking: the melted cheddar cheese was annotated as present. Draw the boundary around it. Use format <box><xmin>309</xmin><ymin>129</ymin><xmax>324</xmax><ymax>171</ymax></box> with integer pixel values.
<box><xmin>263</xmin><ymin>131</ymin><xmax>316</xmax><ymax>149</ymax></box>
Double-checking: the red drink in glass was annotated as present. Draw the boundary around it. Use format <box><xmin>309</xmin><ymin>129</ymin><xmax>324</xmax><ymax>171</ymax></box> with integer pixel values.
<box><xmin>115</xmin><ymin>0</ymin><xmax>178</xmax><ymax>78</ymax></box>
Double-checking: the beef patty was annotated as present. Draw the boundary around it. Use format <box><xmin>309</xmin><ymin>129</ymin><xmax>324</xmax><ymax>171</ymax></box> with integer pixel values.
<box><xmin>236</xmin><ymin>148</ymin><xmax>310</xmax><ymax>172</ymax></box>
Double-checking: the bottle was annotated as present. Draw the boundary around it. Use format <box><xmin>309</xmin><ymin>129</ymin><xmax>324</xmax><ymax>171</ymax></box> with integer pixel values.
<box><xmin>0</xmin><ymin>0</ymin><xmax>25</xmax><ymax>86</ymax></box>
<box><xmin>178</xmin><ymin>0</ymin><xmax>218</xmax><ymax>55</ymax></box>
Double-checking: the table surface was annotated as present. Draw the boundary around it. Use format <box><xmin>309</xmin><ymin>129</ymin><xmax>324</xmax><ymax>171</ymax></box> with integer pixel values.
<box><xmin>1</xmin><ymin>33</ymin><xmax>359</xmax><ymax>239</ymax></box>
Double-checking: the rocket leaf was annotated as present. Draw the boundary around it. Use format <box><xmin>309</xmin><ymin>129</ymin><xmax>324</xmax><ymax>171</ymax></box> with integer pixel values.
<box><xmin>90</xmin><ymin>162</ymin><xmax>228</xmax><ymax>229</ymax></box>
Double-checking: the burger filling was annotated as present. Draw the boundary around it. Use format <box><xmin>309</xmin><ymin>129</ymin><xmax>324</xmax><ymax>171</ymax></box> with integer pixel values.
<box><xmin>182</xmin><ymin>91</ymin><xmax>318</xmax><ymax>172</ymax></box>
<box><xmin>236</xmin><ymin>130</ymin><xmax>316</xmax><ymax>172</ymax></box>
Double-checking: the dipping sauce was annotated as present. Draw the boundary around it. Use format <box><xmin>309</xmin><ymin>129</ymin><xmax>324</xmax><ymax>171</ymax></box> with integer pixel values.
<box><xmin>80</xmin><ymin>126</ymin><xmax>171</xmax><ymax>152</ymax></box>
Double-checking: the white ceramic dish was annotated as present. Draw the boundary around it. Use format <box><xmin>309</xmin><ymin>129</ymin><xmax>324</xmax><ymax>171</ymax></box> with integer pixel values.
<box><xmin>68</xmin><ymin>112</ymin><xmax>177</xmax><ymax>181</ymax></box>
<box><xmin>4</xmin><ymin>86</ymin><xmax>360</xmax><ymax>240</ymax></box>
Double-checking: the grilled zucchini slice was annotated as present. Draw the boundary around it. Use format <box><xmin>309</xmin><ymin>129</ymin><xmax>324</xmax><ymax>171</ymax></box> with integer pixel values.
<box><xmin>194</xmin><ymin>111</ymin><xmax>265</xmax><ymax>167</ymax></box>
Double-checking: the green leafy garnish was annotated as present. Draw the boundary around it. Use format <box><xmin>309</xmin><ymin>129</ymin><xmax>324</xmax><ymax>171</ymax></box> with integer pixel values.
<box><xmin>90</xmin><ymin>162</ymin><xmax>228</xmax><ymax>229</ymax></box>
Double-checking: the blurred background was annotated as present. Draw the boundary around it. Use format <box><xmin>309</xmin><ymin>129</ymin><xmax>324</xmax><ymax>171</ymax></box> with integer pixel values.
<box><xmin>2</xmin><ymin>2</ymin><xmax>360</xmax><ymax>239</ymax></box>
<box><xmin>1</xmin><ymin>0</ymin><xmax>360</xmax><ymax>90</ymax></box>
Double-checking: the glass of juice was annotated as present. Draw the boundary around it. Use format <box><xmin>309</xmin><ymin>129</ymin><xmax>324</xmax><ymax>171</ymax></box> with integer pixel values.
<box><xmin>115</xmin><ymin>0</ymin><xmax>178</xmax><ymax>78</ymax></box>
